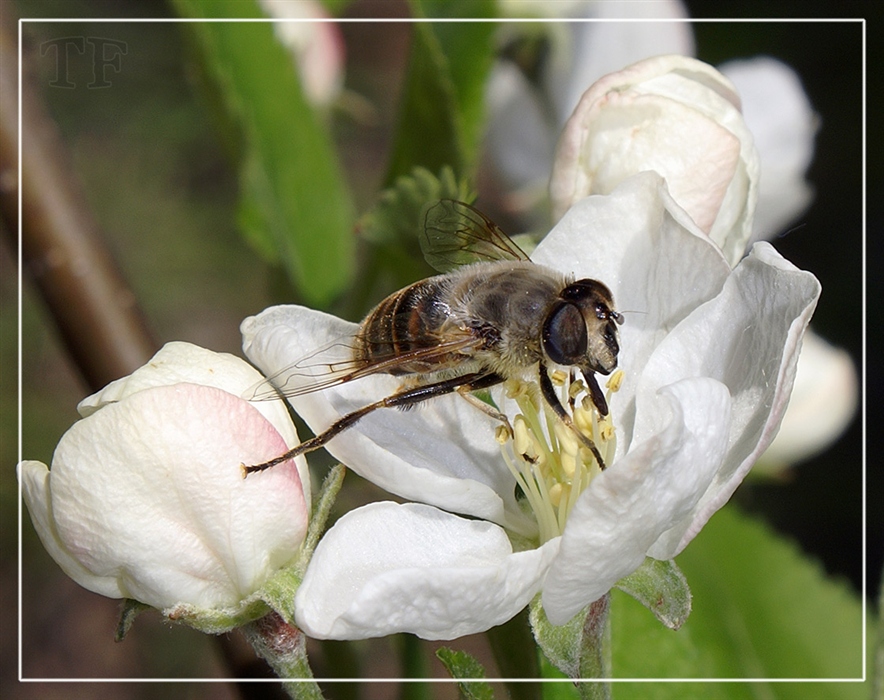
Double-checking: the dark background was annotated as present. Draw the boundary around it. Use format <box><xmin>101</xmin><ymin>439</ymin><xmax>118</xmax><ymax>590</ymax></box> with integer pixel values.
<box><xmin>1</xmin><ymin>0</ymin><xmax>876</xmax><ymax>696</ymax></box>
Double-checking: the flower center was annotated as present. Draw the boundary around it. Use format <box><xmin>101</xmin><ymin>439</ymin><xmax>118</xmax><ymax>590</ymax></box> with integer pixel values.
<box><xmin>497</xmin><ymin>369</ymin><xmax>623</xmax><ymax>543</ymax></box>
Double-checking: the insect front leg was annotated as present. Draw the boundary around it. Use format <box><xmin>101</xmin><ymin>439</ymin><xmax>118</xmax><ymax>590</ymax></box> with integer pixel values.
<box><xmin>242</xmin><ymin>371</ymin><xmax>503</xmax><ymax>477</ymax></box>
<box><xmin>538</xmin><ymin>362</ymin><xmax>607</xmax><ymax>470</ymax></box>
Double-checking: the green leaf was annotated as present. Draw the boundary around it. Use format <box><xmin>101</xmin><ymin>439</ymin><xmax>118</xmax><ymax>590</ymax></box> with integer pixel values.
<box><xmin>317</xmin><ymin>0</ymin><xmax>351</xmax><ymax>15</ymax></box>
<box><xmin>436</xmin><ymin>647</ymin><xmax>495</xmax><ymax>700</ymax></box>
<box><xmin>172</xmin><ymin>0</ymin><xmax>355</xmax><ymax>306</ymax></box>
<box><xmin>415</xmin><ymin>0</ymin><xmax>497</xmax><ymax>164</ymax></box>
<box><xmin>609</xmin><ymin>506</ymin><xmax>867</xmax><ymax>699</ymax></box>
<box><xmin>873</xmin><ymin>567</ymin><xmax>884</xmax><ymax>700</ymax></box>
<box><xmin>385</xmin><ymin>4</ymin><xmax>497</xmax><ymax>185</ymax></box>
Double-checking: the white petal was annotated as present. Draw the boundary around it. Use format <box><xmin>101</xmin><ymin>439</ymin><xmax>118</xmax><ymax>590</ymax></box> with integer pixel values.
<box><xmin>758</xmin><ymin>330</ymin><xmax>857</xmax><ymax>468</ymax></box>
<box><xmin>720</xmin><ymin>57</ymin><xmax>817</xmax><ymax>242</ymax></box>
<box><xmin>295</xmin><ymin>502</ymin><xmax>560</xmax><ymax>640</ymax></box>
<box><xmin>548</xmin><ymin>2</ymin><xmax>695</xmax><ymax>120</ymax></box>
<box><xmin>19</xmin><ymin>460</ymin><xmax>126</xmax><ymax>599</ymax></box>
<box><xmin>542</xmin><ymin>377</ymin><xmax>731</xmax><ymax>625</ymax></box>
<box><xmin>635</xmin><ymin>242</ymin><xmax>821</xmax><ymax>555</ymax></box>
<box><xmin>43</xmin><ymin>384</ymin><xmax>307</xmax><ymax>610</ymax></box>
<box><xmin>77</xmin><ymin>342</ymin><xmax>307</xmax><ymax>509</ymax></box>
<box><xmin>485</xmin><ymin>2</ymin><xmax>693</xmax><ymax>203</ymax></box>
<box><xmin>533</xmin><ymin>172</ymin><xmax>731</xmax><ymax>444</ymax></box>
<box><xmin>242</xmin><ymin>306</ymin><xmax>535</xmax><ymax>536</ymax></box>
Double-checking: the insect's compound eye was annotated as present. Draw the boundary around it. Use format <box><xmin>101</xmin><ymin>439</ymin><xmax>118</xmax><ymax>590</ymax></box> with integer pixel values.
<box><xmin>542</xmin><ymin>301</ymin><xmax>587</xmax><ymax>365</ymax></box>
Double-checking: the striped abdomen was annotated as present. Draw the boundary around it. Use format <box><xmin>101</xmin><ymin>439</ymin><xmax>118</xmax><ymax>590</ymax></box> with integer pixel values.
<box><xmin>355</xmin><ymin>276</ymin><xmax>463</xmax><ymax>375</ymax></box>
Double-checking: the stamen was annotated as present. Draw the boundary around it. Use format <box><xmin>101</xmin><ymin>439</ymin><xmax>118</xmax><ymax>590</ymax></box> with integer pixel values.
<box><xmin>606</xmin><ymin>369</ymin><xmax>624</xmax><ymax>392</ymax></box>
<box><xmin>513</xmin><ymin>416</ymin><xmax>532</xmax><ymax>455</ymax></box>
<box><xmin>497</xmin><ymin>367</ymin><xmax>623</xmax><ymax>543</ymax></box>
<box><xmin>568</xmin><ymin>379</ymin><xmax>587</xmax><ymax>400</ymax></box>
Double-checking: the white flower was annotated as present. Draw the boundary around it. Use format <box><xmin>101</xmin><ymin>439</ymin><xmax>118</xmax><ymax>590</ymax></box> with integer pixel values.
<box><xmin>754</xmin><ymin>331</ymin><xmax>857</xmax><ymax>471</ymax></box>
<box><xmin>242</xmin><ymin>171</ymin><xmax>820</xmax><ymax>638</ymax></box>
<box><xmin>550</xmin><ymin>54</ymin><xmax>760</xmax><ymax>267</ymax></box>
<box><xmin>718</xmin><ymin>56</ymin><xmax>818</xmax><ymax>243</ymax></box>
<box><xmin>549</xmin><ymin>53</ymin><xmax>855</xmax><ymax>471</ymax></box>
<box><xmin>259</xmin><ymin>0</ymin><xmax>344</xmax><ymax>106</ymax></box>
<box><xmin>19</xmin><ymin>342</ymin><xmax>309</xmax><ymax>622</ymax></box>
<box><xmin>487</xmin><ymin>1</ymin><xmax>694</xmax><ymax>212</ymax></box>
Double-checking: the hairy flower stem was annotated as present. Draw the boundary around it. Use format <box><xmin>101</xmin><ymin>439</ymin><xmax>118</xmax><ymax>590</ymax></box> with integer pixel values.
<box><xmin>242</xmin><ymin>612</ymin><xmax>323</xmax><ymax>700</ymax></box>
<box><xmin>576</xmin><ymin>595</ymin><xmax>611</xmax><ymax>699</ymax></box>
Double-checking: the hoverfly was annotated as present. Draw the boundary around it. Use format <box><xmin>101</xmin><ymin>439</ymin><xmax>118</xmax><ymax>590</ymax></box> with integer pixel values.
<box><xmin>243</xmin><ymin>200</ymin><xmax>622</xmax><ymax>475</ymax></box>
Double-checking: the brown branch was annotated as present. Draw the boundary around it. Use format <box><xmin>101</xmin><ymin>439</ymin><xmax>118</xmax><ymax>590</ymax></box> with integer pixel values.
<box><xmin>1</xmin><ymin>24</ymin><xmax>277</xmax><ymax>693</ymax></box>
<box><xmin>0</xmin><ymin>24</ymin><xmax>157</xmax><ymax>392</ymax></box>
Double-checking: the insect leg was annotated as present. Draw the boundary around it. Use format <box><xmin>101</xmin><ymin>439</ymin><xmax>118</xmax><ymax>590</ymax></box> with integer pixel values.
<box><xmin>242</xmin><ymin>371</ymin><xmax>502</xmax><ymax>477</ymax></box>
<box><xmin>581</xmin><ymin>368</ymin><xmax>609</xmax><ymax>416</ymax></box>
<box><xmin>538</xmin><ymin>363</ymin><xmax>607</xmax><ymax>471</ymax></box>
<box><xmin>455</xmin><ymin>373</ymin><xmax>511</xmax><ymax>435</ymax></box>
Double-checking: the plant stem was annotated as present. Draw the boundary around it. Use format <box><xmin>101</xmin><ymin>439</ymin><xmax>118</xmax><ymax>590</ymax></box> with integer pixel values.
<box><xmin>485</xmin><ymin>607</ymin><xmax>540</xmax><ymax>700</ymax></box>
<box><xmin>0</xmin><ymin>25</ymin><xmax>157</xmax><ymax>391</ymax></box>
<box><xmin>576</xmin><ymin>595</ymin><xmax>611</xmax><ymax>700</ymax></box>
<box><xmin>242</xmin><ymin>612</ymin><xmax>324</xmax><ymax>700</ymax></box>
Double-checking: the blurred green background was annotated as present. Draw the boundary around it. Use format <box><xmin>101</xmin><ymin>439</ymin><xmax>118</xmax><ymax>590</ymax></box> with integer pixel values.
<box><xmin>1</xmin><ymin>1</ymin><xmax>873</xmax><ymax>698</ymax></box>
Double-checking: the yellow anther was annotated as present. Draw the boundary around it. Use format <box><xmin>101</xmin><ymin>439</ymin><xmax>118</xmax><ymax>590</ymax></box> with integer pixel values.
<box><xmin>569</xmin><ymin>379</ymin><xmax>587</xmax><ymax>400</ymax></box>
<box><xmin>548</xmin><ymin>482</ymin><xmax>565</xmax><ymax>507</ymax></box>
<box><xmin>495</xmin><ymin>424</ymin><xmax>512</xmax><ymax>444</ymax></box>
<box><xmin>606</xmin><ymin>369</ymin><xmax>624</xmax><ymax>392</ymax></box>
<box><xmin>513</xmin><ymin>416</ymin><xmax>532</xmax><ymax>455</ymax></box>
<box><xmin>561</xmin><ymin>451</ymin><xmax>577</xmax><ymax>478</ymax></box>
<box><xmin>573</xmin><ymin>403</ymin><xmax>595</xmax><ymax>435</ymax></box>
<box><xmin>553</xmin><ymin>421</ymin><xmax>580</xmax><ymax>457</ymax></box>
<box><xmin>599</xmin><ymin>419</ymin><xmax>615</xmax><ymax>442</ymax></box>
<box><xmin>550</xmin><ymin>369</ymin><xmax>568</xmax><ymax>386</ymax></box>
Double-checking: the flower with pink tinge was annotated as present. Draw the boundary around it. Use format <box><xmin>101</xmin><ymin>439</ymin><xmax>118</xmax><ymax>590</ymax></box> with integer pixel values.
<box><xmin>19</xmin><ymin>342</ymin><xmax>309</xmax><ymax>627</ymax></box>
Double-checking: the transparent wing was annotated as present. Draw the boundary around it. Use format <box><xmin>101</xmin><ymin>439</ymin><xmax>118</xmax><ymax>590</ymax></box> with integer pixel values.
<box><xmin>245</xmin><ymin>329</ymin><xmax>484</xmax><ymax>401</ymax></box>
<box><xmin>421</xmin><ymin>199</ymin><xmax>531</xmax><ymax>272</ymax></box>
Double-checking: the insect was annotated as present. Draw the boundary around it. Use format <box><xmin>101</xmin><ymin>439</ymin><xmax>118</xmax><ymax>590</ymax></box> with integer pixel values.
<box><xmin>243</xmin><ymin>199</ymin><xmax>622</xmax><ymax>475</ymax></box>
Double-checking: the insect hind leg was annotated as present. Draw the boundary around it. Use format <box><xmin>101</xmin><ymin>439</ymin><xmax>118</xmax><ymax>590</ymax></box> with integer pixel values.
<box><xmin>454</xmin><ymin>373</ymin><xmax>511</xmax><ymax>436</ymax></box>
<box><xmin>242</xmin><ymin>371</ymin><xmax>504</xmax><ymax>477</ymax></box>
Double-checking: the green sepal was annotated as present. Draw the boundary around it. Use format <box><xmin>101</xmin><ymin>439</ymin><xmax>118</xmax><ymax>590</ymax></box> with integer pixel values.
<box><xmin>436</xmin><ymin>648</ymin><xmax>495</xmax><ymax>700</ymax></box>
<box><xmin>163</xmin><ymin>596</ymin><xmax>271</xmax><ymax>635</ymax></box>
<box><xmin>115</xmin><ymin>599</ymin><xmax>151</xmax><ymax>641</ymax></box>
<box><xmin>614</xmin><ymin>557</ymin><xmax>691</xmax><ymax>630</ymax></box>
<box><xmin>259</xmin><ymin>464</ymin><xmax>347</xmax><ymax>623</ymax></box>
<box><xmin>530</xmin><ymin>594</ymin><xmax>611</xmax><ymax>698</ymax></box>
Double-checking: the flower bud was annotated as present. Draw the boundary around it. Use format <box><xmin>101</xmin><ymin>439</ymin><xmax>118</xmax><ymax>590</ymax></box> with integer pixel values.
<box><xmin>550</xmin><ymin>55</ymin><xmax>760</xmax><ymax>266</ymax></box>
<box><xmin>19</xmin><ymin>342</ymin><xmax>309</xmax><ymax>629</ymax></box>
